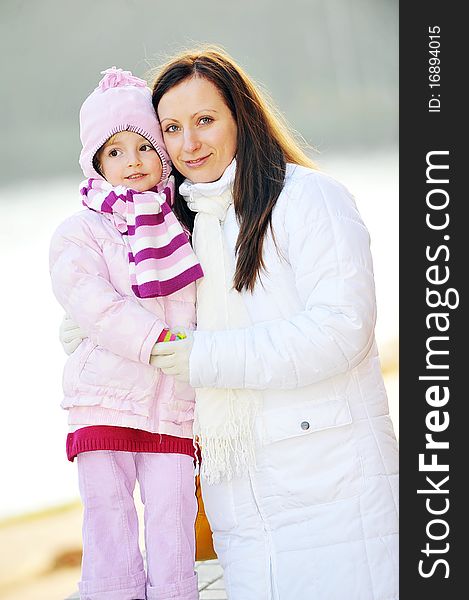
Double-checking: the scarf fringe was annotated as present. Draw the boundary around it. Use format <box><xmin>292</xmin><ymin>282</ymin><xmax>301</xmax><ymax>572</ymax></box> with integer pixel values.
<box><xmin>196</xmin><ymin>430</ymin><xmax>258</xmax><ymax>485</ymax></box>
<box><xmin>195</xmin><ymin>389</ymin><xmax>260</xmax><ymax>484</ymax></box>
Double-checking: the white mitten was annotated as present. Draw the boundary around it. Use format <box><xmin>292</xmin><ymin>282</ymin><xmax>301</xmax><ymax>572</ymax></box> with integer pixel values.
<box><xmin>59</xmin><ymin>314</ymin><xmax>85</xmax><ymax>355</ymax></box>
<box><xmin>150</xmin><ymin>327</ymin><xmax>194</xmax><ymax>383</ymax></box>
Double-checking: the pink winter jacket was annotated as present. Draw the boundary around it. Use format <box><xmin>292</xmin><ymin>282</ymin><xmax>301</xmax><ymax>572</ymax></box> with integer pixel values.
<box><xmin>49</xmin><ymin>208</ymin><xmax>196</xmax><ymax>438</ymax></box>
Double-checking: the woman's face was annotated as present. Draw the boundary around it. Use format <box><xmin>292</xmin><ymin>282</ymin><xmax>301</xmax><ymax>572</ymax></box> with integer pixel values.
<box><xmin>158</xmin><ymin>76</ymin><xmax>237</xmax><ymax>183</ymax></box>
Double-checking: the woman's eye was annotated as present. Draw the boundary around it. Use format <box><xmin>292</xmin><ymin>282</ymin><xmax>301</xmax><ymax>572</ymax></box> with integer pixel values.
<box><xmin>199</xmin><ymin>116</ymin><xmax>213</xmax><ymax>125</ymax></box>
<box><xmin>165</xmin><ymin>124</ymin><xmax>180</xmax><ymax>133</ymax></box>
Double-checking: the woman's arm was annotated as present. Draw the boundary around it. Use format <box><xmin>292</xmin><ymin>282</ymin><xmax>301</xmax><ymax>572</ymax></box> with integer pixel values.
<box><xmin>49</xmin><ymin>212</ymin><xmax>167</xmax><ymax>364</ymax></box>
<box><xmin>190</xmin><ymin>173</ymin><xmax>377</xmax><ymax>390</ymax></box>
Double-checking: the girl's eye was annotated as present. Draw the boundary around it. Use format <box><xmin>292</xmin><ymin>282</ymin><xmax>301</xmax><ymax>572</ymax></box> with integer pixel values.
<box><xmin>108</xmin><ymin>148</ymin><xmax>121</xmax><ymax>157</ymax></box>
<box><xmin>140</xmin><ymin>144</ymin><xmax>154</xmax><ymax>151</ymax></box>
<box><xmin>199</xmin><ymin>116</ymin><xmax>213</xmax><ymax>125</ymax></box>
<box><xmin>165</xmin><ymin>124</ymin><xmax>180</xmax><ymax>133</ymax></box>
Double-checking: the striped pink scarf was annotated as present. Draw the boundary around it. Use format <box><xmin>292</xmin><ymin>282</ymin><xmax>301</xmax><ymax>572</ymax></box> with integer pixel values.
<box><xmin>80</xmin><ymin>176</ymin><xmax>203</xmax><ymax>297</ymax></box>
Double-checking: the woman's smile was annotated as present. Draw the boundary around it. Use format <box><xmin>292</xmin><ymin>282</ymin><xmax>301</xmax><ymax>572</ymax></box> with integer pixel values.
<box><xmin>183</xmin><ymin>154</ymin><xmax>212</xmax><ymax>168</ymax></box>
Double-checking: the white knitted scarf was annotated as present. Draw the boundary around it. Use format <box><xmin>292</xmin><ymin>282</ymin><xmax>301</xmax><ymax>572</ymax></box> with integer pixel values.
<box><xmin>180</xmin><ymin>160</ymin><xmax>262</xmax><ymax>484</ymax></box>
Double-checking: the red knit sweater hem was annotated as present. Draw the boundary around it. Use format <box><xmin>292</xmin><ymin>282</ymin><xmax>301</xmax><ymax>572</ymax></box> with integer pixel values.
<box><xmin>66</xmin><ymin>426</ymin><xmax>195</xmax><ymax>462</ymax></box>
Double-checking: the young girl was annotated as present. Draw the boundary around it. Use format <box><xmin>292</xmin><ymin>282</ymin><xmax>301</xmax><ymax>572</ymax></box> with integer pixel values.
<box><xmin>49</xmin><ymin>67</ymin><xmax>202</xmax><ymax>600</ymax></box>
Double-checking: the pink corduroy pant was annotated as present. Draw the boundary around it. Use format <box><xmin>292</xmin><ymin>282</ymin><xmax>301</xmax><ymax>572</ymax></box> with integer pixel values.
<box><xmin>76</xmin><ymin>450</ymin><xmax>198</xmax><ymax>600</ymax></box>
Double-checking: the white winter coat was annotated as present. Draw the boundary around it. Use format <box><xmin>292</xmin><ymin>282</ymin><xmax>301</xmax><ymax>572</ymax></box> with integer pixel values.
<box><xmin>189</xmin><ymin>164</ymin><xmax>399</xmax><ymax>599</ymax></box>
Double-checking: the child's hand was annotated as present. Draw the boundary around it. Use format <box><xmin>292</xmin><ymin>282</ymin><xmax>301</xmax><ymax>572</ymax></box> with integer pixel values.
<box><xmin>150</xmin><ymin>327</ymin><xmax>193</xmax><ymax>383</ymax></box>
<box><xmin>156</xmin><ymin>328</ymin><xmax>187</xmax><ymax>342</ymax></box>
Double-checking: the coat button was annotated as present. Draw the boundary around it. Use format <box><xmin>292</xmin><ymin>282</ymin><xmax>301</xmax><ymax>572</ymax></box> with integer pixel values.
<box><xmin>301</xmin><ymin>421</ymin><xmax>310</xmax><ymax>430</ymax></box>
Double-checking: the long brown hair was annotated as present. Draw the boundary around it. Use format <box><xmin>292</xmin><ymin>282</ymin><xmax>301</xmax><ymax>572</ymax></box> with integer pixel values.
<box><xmin>151</xmin><ymin>46</ymin><xmax>316</xmax><ymax>292</ymax></box>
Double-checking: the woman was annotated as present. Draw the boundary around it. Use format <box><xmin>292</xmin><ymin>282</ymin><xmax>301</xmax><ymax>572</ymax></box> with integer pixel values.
<box><xmin>149</xmin><ymin>48</ymin><xmax>399</xmax><ymax>599</ymax></box>
<box><xmin>62</xmin><ymin>47</ymin><xmax>399</xmax><ymax>599</ymax></box>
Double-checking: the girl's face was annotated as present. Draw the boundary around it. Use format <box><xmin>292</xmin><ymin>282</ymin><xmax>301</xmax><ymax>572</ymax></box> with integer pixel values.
<box><xmin>158</xmin><ymin>77</ymin><xmax>237</xmax><ymax>183</ymax></box>
<box><xmin>98</xmin><ymin>131</ymin><xmax>163</xmax><ymax>191</ymax></box>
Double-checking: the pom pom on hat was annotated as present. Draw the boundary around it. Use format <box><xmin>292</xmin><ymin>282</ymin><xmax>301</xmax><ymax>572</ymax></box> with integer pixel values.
<box><xmin>97</xmin><ymin>66</ymin><xmax>147</xmax><ymax>91</ymax></box>
<box><xmin>79</xmin><ymin>66</ymin><xmax>170</xmax><ymax>180</ymax></box>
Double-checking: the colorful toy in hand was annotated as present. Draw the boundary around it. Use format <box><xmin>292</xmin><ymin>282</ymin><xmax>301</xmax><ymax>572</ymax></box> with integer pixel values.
<box><xmin>157</xmin><ymin>328</ymin><xmax>187</xmax><ymax>342</ymax></box>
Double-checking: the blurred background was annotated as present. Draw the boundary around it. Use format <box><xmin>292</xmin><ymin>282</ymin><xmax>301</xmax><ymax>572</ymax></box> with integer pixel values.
<box><xmin>0</xmin><ymin>0</ymin><xmax>398</xmax><ymax>597</ymax></box>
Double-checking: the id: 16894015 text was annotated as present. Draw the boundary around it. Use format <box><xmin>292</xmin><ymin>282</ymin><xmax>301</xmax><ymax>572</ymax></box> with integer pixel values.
<box><xmin>428</xmin><ymin>26</ymin><xmax>441</xmax><ymax>113</ymax></box>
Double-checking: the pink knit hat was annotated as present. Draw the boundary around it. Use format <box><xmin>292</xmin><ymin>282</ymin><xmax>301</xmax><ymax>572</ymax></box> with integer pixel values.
<box><xmin>79</xmin><ymin>67</ymin><xmax>171</xmax><ymax>180</ymax></box>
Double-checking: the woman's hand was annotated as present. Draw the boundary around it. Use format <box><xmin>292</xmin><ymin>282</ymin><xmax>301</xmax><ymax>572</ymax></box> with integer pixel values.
<box><xmin>150</xmin><ymin>327</ymin><xmax>194</xmax><ymax>382</ymax></box>
<box><xmin>59</xmin><ymin>314</ymin><xmax>85</xmax><ymax>355</ymax></box>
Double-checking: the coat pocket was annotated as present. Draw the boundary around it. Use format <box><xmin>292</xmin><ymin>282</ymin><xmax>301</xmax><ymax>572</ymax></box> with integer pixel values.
<box><xmin>259</xmin><ymin>398</ymin><xmax>364</xmax><ymax>510</ymax></box>
<box><xmin>78</xmin><ymin>346</ymin><xmax>157</xmax><ymax>391</ymax></box>
<box><xmin>62</xmin><ymin>339</ymin><xmax>96</xmax><ymax>397</ymax></box>
<box><xmin>261</xmin><ymin>396</ymin><xmax>352</xmax><ymax>444</ymax></box>
<box><xmin>66</xmin><ymin>344</ymin><xmax>159</xmax><ymax>416</ymax></box>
